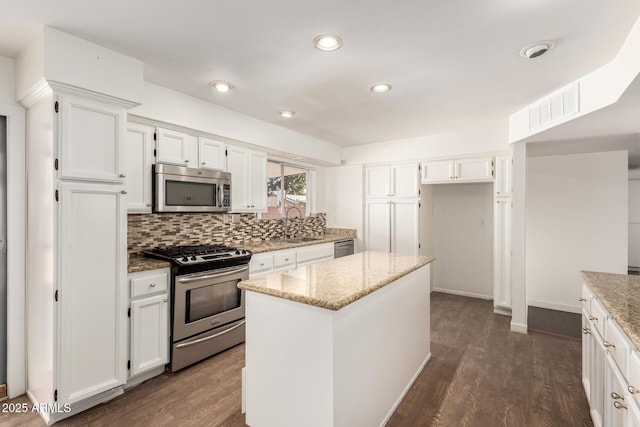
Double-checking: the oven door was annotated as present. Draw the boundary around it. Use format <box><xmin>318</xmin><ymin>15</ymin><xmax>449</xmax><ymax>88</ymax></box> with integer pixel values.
<box><xmin>174</xmin><ymin>265</ymin><xmax>248</xmax><ymax>341</ymax></box>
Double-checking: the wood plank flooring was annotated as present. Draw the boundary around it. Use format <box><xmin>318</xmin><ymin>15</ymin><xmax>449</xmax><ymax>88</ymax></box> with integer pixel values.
<box><xmin>0</xmin><ymin>292</ymin><xmax>592</xmax><ymax>426</ymax></box>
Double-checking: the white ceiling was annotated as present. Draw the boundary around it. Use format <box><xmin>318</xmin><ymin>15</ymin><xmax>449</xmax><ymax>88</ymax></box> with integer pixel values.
<box><xmin>1</xmin><ymin>0</ymin><xmax>639</xmax><ymax>146</ymax></box>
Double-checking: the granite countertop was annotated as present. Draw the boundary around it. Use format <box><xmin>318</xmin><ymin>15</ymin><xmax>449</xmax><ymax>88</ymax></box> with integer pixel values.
<box><xmin>580</xmin><ymin>271</ymin><xmax>640</xmax><ymax>351</ymax></box>
<box><xmin>238</xmin><ymin>251</ymin><xmax>434</xmax><ymax>311</ymax></box>
<box><xmin>241</xmin><ymin>231</ymin><xmax>356</xmax><ymax>254</ymax></box>
<box><xmin>128</xmin><ymin>253</ymin><xmax>172</xmax><ymax>273</ymax></box>
<box><xmin>127</xmin><ymin>230</ymin><xmax>357</xmax><ymax>273</ymax></box>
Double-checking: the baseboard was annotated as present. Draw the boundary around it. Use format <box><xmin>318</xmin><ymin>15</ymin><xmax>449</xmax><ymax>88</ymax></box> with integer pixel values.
<box><xmin>379</xmin><ymin>352</ymin><xmax>432</xmax><ymax>427</ymax></box>
<box><xmin>510</xmin><ymin>321</ymin><xmax>528</xmax><ymax>334</ymax></box>
<box><xmin>432</xmin><ymin>288</ymin><xmax>493</xmax><ymax>300</ymax></box>
<box><xmin>493</xmin><ymin>306</ymin><xmax>512</xmax><ymax>316</ymax></box>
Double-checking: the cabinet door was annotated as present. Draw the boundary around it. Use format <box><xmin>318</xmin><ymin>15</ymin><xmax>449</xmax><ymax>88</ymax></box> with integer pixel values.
<box><xmin>582</xmin><ymin>312</ymin><xmax>592</xmax><ymax>404</ymax></box>
<box><xmin>392</xmin><ymin>164</ymin><xmax>420</xmax><ymax>198</ymax></box>
<box><xmin>629</xmin><ymin>398</ymin><xmax>640</xmax><ymax>427</ymax></box>
<box><xmin>58</xmin><ymin>94</ymin><xmax>126</xmax><ymax>182</ymax></box>
<box><xmin>227</xmin><ymin>145</ymin><xmax>250</xmax><ymax>211</ymax></box>
<box><xmin>365</xmin><ymin>200</ymin><xmax>391</xmax><ymax>252</ymax></box>
<box><xmin>605</xmin><ymin>353</ymin><xmax>629</xmax><ymax>427</ymax></box>
<box><xmin>454</xmin><ymin>158</ymin><xmax>494</xmax><ymax>183</ymax></box>
<box><xmin>421</xmin><ymin>161</ymin><xmax>453</xmax><ymax>184</ymax></box>
<box><xmin>365</xmin><ymin>166</ymin><xmax>391</xmax><ymax>198</ymax></box>
<box><xmin>249</xmin><ymin>150</ymin><xmax>267</xmax><ymax>211</ymax></box>
<box><xmin>130</xmin><ymin>293</ymin><xmax>169</xmax><ymax>377</ymax></box>
<box><xmin>494</xmin><ymin>156</ymin><xmax>512</xmax><ymax>196</ymax></box>
<box><xmin>126</xmin><ymin>123</ymin><xmax>154</xmax><ymax>213</ymax></box>
<box><xmin>391</xmin><ymin>200</ymin><xmax>420</xmax><ymax>255</ymax></box>
<box><xmin>199</xmin><ymin>137</ymin><xmax>226</xmax><ymax>170</ymax></box>
<box><xmin>493</xmin><ymin>198</ymin><xmax>512</xmax><ymax>310</ymax></box>
<box><xmin>591</xmin><ymin>328</ymin><xmax>606</xmax><ymax>427</ymax></box>
<box><xmin>58</xmin><ymin>182</ymin><xmax>127</xmax><ymax>404</ymax></box>
<box><xmin>156</xmin><ymin>127</ymin><xmax>194</xmax><ymax>166</ymax></box>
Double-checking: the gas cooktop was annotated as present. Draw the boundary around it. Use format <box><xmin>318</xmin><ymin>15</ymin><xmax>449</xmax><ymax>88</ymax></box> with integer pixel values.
<box><xmin>143</xmin><ymin>244</ymin><xmax>252</xmax><ymax>267</ymax></box>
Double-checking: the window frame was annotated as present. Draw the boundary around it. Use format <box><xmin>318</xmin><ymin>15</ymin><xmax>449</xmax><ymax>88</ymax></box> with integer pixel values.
<box><xmin>262</xmin><ymin>159</ymin><xmax>314</xmax><ymax>219</ymax></box>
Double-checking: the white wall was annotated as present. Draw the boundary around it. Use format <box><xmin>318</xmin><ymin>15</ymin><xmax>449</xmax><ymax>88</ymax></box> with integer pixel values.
<box><xmin>324</xmin><ymin>165</ymin><xmax>363</xmax><ymax>251</ymax></box>
<box><xmin>629</xmin><ymin>179</ymin><xmax>640</xmax><ymax>268</ymax></box>
<box><xmin>526</xmin><ymin>151</ymin><xmax>628</xmax><ymax>313</ymax></box>
<box><xmin>130</xmin><ymin>82</ymin><xmax>342</xmax><ymax>166</ymax></box>
<box><xmin>341</xmin><ymin>125</ymin><xmax>509</xmax><ymax>165</ymax></box>
<box><xmin>430</xmin><ymin>183</ymin><xmax>494</xmax><ymax>298</ymax></box>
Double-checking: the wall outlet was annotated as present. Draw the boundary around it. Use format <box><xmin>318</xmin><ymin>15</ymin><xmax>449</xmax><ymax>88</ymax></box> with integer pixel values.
<box><xmin>223</xmin><ymin>214</ymin><xmax>240</xmax><ymax>224</ymax></box>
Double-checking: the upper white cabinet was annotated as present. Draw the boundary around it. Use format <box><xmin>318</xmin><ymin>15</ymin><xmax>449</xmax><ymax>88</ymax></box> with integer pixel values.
<box><xmin>198</xmin><ymin>136</ymin><xmax>226</xmax><ymax>171</ymax></box>
<box><xmin>421</xmin><ymin>157</ymin><xmax>494</xmax><ymax>184</ymax></box>
<box><xmin>227</xmin><ymin>145</ymin><xmax>267</xmax><ymax>212</ymax></box>
<box><xmin>126</xmin><ymin>123</ymin><xmax>154</xmax><ymax>213</ymax></box>
<box><xmin>57</xmin><ymin>94</ymin><xmax>126</xmax><ymax>183</ymax></box>
<box><xmin>365</xmin><ymin>163</ymin><xmax>420</xmax><ymax>198</ymax></box>
<box><xmin>156</xmin><ymin>127</ymin><xmax>197</xmax><ymax>166</ymax></box>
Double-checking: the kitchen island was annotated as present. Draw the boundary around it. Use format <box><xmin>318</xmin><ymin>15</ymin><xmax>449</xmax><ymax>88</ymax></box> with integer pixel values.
<box><xmin>238</xmin><ymin>251</ymin><xmax>434</xmax><ymax>427</ymax></box>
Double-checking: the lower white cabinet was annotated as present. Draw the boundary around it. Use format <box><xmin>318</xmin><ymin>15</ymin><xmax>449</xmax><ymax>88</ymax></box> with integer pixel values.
<box><xmin>249</xmin><ymin>242</ymin><xmax>335</xmax><ymax>278</ymax></box>
<box><xmin>493</xmin><ymin>198</ymin><xmax>512</xmax><ymax>312</ymax></box>
<box><xmin>128</xmin><ymin>268</ymin><xmax>170</xmax><ymax>378</ymax></box>
<box><xmin>365</xmin><ymin>199</ymin><xmax>420</xmax><ymax>255</ymax></box>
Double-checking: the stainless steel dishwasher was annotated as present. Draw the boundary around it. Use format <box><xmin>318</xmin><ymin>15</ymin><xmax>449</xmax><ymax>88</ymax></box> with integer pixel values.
<box><xmin>334</xmin><ymin>239</ymin><xmax>354</xmax><ymax>258</ymax></box>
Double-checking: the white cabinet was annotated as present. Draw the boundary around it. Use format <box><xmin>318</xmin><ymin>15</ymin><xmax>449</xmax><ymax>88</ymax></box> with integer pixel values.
<box><xmin>58</xmin><ymin>181</ymin><xmax>127</xmax><ymax>404</ymax></box>
<box><xmin>494</xmin><ymin>155</ymin><xmax>513</xmax><ymax>196</ymax></box>
<box><xmin>128</xmin><ymin>268</ymin><xmax>170</xmax><ymax>378</ymax></box>
<box><xmin>365</xmin><ymin>199</ymin><xmax>420</xmax><ymax>255</ymax></box>
<box><xmin>365</xmin><ymin>163</ymin><xmax>420</xmax><ymax>198</ymax></box>
<box><xmin>248</xmin><ymin>243</ymin><xmax>335</xmax><ymax>278</ymax></box>
<box><xmin>57</xmin><ymin>94</ymin><xmax>126</xmax><ymax>183</ymax></box>
<box><xmin>198</xmin><ymin>136</ymin><xmax>226</xmax><ymax>170</ymax></box>
<box><xmin>227</xmin><ymin>145</ymin><xmax>267</xmax><ymax>212</ymax></box>
<box><xmin>273</xmin><ymin>251</ymin><xmax>296</xmax><ymax>271</ymax></box>
<box><xmin>364</xmin><ymin>163</ymin><xmax>420</xmax><ymax>256</ymax></box>
<box><xmin>156</xmin><ymin>127</ymin><xmax>197</xmax><ymax>166</ymax></box>
<box><xmin>605</xmin><ymin>353</ymin><xmax>629</xmax><ymax>427</ymax></box>
<box><xmin>296</xmin><ymin>243</ymin><xmax>334</xmax><ymax>267</ymax></box>
<box><xmin>493</xmin><ymin>199</ymin><xmax>512</xmax><ymax>311</ymax></box>
<box><xmin>421</xmin><ymin>157</ymin><xmax>494</xmax><ymax>184</ymax></box>
<box><xmin>126</xmin><ymin>123</ymin><xmax>154</xmax><ymax>213</ymax></box>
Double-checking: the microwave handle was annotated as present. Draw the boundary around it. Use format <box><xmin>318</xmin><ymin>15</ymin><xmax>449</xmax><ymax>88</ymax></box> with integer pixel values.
<box><xmin>218</xmin><ymin>184</ymin><xmax>222</xmax><ymax>207</ymax></box>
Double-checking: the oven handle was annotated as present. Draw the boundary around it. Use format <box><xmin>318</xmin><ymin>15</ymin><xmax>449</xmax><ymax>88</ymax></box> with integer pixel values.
<box><xmin>175</xmin><ymin>320</ymin><xmax>246</xmax><ymax>349</ymax></box>
<box><xmin>176</xmin><ymin>265</ymin><xmax>249</xmax><ymax>284</ymax></box>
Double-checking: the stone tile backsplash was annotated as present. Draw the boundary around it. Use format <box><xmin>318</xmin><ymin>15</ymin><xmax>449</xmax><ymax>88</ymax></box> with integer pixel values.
<box><xmin>128</xmin><ymin>212</ymin><xmax>326</xmax><ymax>253</ymax></box>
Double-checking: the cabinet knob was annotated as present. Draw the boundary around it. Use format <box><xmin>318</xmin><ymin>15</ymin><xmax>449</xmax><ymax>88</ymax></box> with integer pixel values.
<box><xmin>588</xmin><ymin>315</ymin><xmax>597</xmax><ymax>321</ymax></box>
<box><xmin>119</xmin><ymin>174</ymin><xmax>126</xmax><ymax>178</ymax></box>
<box><xmin>611</xmin><ymin>391</ymin><xmax>624</xmax><ymax>400</ymax></box>
<box><xmin>251</xmin><ymin>205</ymin><xmax>255</xmax><ymax>208</ymax></box>
<box><xmin>613</xmin><ymin>401</ymin><xmax>627</xmax><ymax>410</ymax></box>
<box><xmin>578</xmin><ymin>297</ymin><xmax>586</xmax><ymax>302</ymax></box>
<box><xmin>147</xmin><ymin>203</ymin><xmax>152</xmax><ymax>207</ymax></box>
<box><xmin>603</xmin><ymin>340</ymin><xmax>615</xmax><ymax>349</ymax></box>
<box><xmin>582</xmin><ymin>327</ymin><xmax>591</xmax><ymax>335</ymax></box>
<box><xmin>629</xmin><ymin>385</ymin><xmax>638</xmax><ymax>394</ymax></box>
<box><xmin>259</xmin><ymin>263</ymin><xmax>265</xmax><ymax>267</ymax></box>
<box><xmin>150</xmin><ymin>283</ymin><xmax>156</xmax><ymax>287</ymax></box>
<box><xmin>284</xmin><ymin>258</ymin><xmax>289</xmax><ymax>261</ymax></box>
<box><xmin>121</xmin><ymin>190</ymin><xmax>127</xmax><ymax>194</ymax></box>
<box><xmin>202</xmin><ymin>162</ymin><xmax>206</xmax><ymax>165</ymax></box>
<box><xmin>185</xmin><ymin>160</ymin><xmax>190</xmax><ymax>163</ymax></box>
<box><xmin>163</xmin><ymin>298</ymin><xmax>168</xmax><ymax>303</ymax></box>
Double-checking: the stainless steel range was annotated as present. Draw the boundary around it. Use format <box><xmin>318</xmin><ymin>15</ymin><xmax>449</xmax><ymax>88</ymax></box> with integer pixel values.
<box><xmin>144</xmin><ymin>244</ymin><xmax>252</xmax><ymax>372</ymax></box>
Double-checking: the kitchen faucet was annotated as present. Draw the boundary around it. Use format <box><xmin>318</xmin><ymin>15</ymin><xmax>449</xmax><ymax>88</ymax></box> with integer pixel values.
<box><xmin>284</xmin><ymin>206</ymin><xmax>303</xmax><ymax>239</ymax></box>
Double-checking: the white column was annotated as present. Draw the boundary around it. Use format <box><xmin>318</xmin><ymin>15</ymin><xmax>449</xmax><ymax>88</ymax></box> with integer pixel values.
<box><xmin>510</xmin><ymin>142</ymin><xmax>527</xmax><ymax>333</ymax></box>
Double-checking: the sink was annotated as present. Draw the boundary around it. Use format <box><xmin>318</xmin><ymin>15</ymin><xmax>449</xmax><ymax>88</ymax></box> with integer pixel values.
<box><xmin>286</xmin><ymin>237</ymin><xmax>322</xmax><ymax>243</ymax></box>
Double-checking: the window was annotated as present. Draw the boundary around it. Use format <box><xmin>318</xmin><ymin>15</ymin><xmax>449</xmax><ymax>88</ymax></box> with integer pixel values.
<box><xmin>262</xmin><ymin>161</ymin><xmax>310</xmax><ymax>219</ymax></box>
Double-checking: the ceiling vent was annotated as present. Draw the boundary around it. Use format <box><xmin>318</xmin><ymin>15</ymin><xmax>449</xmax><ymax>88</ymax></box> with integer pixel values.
<box><xmin>528</xmin><ymin>82</ymin><xmax>580</xmax><ymax>131</ymax></box>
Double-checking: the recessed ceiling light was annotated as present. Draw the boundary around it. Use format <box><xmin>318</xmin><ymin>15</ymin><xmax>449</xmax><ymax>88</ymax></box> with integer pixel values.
<box><xmin>519</xmin><ymin>41</ymin><xmax>556</xmax><ymax>59</ymax></box>
<box><xmin>313</xmin><ymin>34</ymin><xmax>343</xmax><ymax>52</ymax></box>
<box><xmin>210</xmin><ymin>80</ymin><xmax>234</xmax><ymax>92</ymax></box>
<box><xmin>370</xmin><ymin>84</ymin><xmax>392</xmax><ymax>93</ymax></box>
<box><xmin>279</xmin><ymin>110</ymin><xmax>295</xmax><ymax>118</ymax></box>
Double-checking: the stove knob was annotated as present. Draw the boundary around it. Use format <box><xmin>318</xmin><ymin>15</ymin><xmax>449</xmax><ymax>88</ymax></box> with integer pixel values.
<box><xmin>190</xmin><ymin>256</ymin><xmax>197</xmax><ymax>261</ymax></box>
<box><xmin>242</xmin><ymin>250</ymin><xmax>247</xmax><ymax>254</ymax></box>
<box><xmin>181</xmin><ymin>257</ymin><xmax>189</xmax><ymax>262</ymax></box>
<box><xmin>235</xmin><ymin>250</ymin><xmax>241</xmax><ymax>255</ymax></box>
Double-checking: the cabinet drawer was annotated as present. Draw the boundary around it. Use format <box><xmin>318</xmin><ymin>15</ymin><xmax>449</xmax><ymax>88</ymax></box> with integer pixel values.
<box><xmin>605</xmin><ymin>319</ymin><xmax>630</xmax><ymax>376</ymax></box>
<box><xmin>296</xmin><ymin>243</ymin><xmax>334</xmax><ymax>264</ymax></box>
<box><xmin>629</xmin><ymin>351</ymin><xmax>640</xmax><ymax>406</ymax></box>
<box><xmin>581</xmin><ymin>284</ymin><xmax>593</xmax><ymax>315</ymax></box>
<box><xmin>589</xmin><ymin>298</ymin><xmax>607</xmax><ymax>337</ymax></box>
<box><xmin>273</xmin><ymin>251</ymin><xmax>296</xmax><ymax>269</ymax></box>
<box><xmin>250</xmin><ymin>254</ymin><xmax>274</xmax><ymax>275</ymax></box>
<box><xmin>131</xmin><ymin>271</ymin><xmax>169</xmax><ymax>298</ymax></box>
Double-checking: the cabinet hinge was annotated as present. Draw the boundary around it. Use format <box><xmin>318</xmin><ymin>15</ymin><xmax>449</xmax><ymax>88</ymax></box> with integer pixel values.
<box><xmin>55</xmin><ymin>190</ymin><xmax>59</xmax><ymax>202</ymax></box>
<box><xmin>418</xmin><ymin>164</ymin><xmax>421</xmax><ymax>171</ymax></box>
<box><xmin>419</xmin><ymin>243</ymin><xmax>421</xmax><ymax>249</ymax></box>
<box><xmin>54</xmin><ymin>158</ymin><xmax>59</xmax><ymax>171</ymax></box>
<box><xmin>225</xmin><ymin>149</ymin><xmax>228</xmax><ymax>156</ymax></box>
<box><xmin>153</xmin><ymin>149</ymin><xmax>157</xmax><ymax>157</ymax></box>
<box><xmin>153</xmin><ymin>132</ymin><xmax>157</xmax><ymax>141</ymax></box>
<box><xmin>127</xmin><ymin>360</ymin><xmax>130</xmax><ymax>370</ymax></box>
<box><xmin>419</xmin><ymin>189</ymin><xmax>421</xmax><ymax>195</ymax></box>
<box><xmin>128</xmin><ymin>307</ymin><xmax>131</xmax><ymax>317</ymax></box>
<box><xmin>54</xmin><ymin>389</ymin><xmax>58</xmax><ymax>402</ymax></box>
<box><xmin>54</xmin><ymin>101</ymin><xmax>59</xmax><ymax>113</ymax></box>
<box><xmin>54</xmin><ymin>290</ymin><xmax>58</xmax><ymax>302</ymax></box>
<box><xmin>419</xmin><ymin>202</ymin><xmax>421</xmax><ymax>208</ymax></box>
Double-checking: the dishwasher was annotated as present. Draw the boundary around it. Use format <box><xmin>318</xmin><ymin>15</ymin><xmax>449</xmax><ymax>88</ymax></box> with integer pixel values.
<box><xmin>334</xmin><ymin>239</ymin><xmax>355</xmax><ymax>258</ymax></box>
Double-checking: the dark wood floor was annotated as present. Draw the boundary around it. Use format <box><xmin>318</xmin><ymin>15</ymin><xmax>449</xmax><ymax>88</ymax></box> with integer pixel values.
<box><xmin>1</xmin><ymin>292</ymin><xmax>592</xmax><ymax>426</ymax></box>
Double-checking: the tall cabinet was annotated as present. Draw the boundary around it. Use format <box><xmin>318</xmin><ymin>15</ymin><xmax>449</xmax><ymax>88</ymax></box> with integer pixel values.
<box><xmin>493</xmin><ymin>155</ymin><xmax>513</xmax><ymax>314</ymax></box>
<box><xmin>364</xmin><ymin>163</ymin><xmax>420</xmax><ymax>255</ymax></box>
<box><xmin>26</xmin><ymin>88</ymin><xmax>129</xmax><ymax>423</ymax></box>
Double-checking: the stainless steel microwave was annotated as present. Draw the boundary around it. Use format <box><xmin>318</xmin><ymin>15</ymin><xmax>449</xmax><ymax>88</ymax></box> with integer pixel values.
<box><xmin>153</xmin><ymin>164</ymin><xmax>231</xmax><ymax>213</ymax></box>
